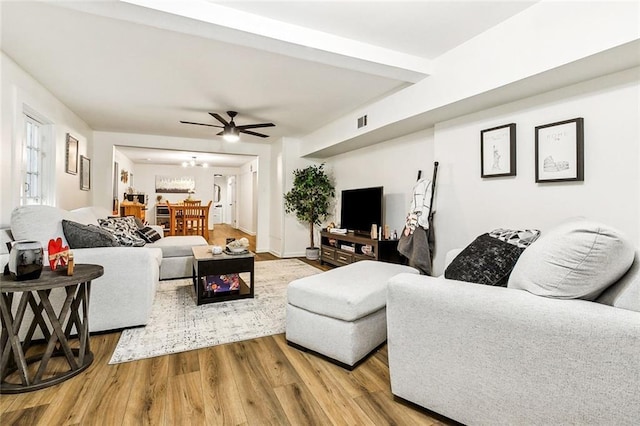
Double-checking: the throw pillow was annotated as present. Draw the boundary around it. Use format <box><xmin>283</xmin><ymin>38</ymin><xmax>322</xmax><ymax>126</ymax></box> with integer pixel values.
<box><xmin>489</xmin><ymin>228</ymin><xmax>541</xmax><ymax>248</ymax></box>
<box><xmin>62</xmin><ymin>220</ymin><xmax>120</xmax><ymax>249</ymax></box>
<box><xmin>444</xmin><ymin>233</ymin><xmax>524</xmax><ymax>287</ymax></box>
<box><xmin>137</xmin><ymin>226</ymin><xmax>162</xmax><ymax>243</ymax></box>
<box><xmin>508</xmin><ymin>219</ymin><xmax>635</xmax><ymax>300</ymax></box>
<box><xmin>98</xmin><ymin>217</ymin><xmax>146</xmax><ymax>247</ymax></box>
<box><xmin>596</xmin><ymin>251</ymin><xmax>640</xmax><ymax>312</ymax></box>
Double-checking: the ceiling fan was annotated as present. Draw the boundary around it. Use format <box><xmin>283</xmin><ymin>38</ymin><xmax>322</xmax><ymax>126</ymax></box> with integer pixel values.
<box><xmin>180</xmin><ymin>111</ymin><xmax>275</xmax><ymax>142</ymax></box>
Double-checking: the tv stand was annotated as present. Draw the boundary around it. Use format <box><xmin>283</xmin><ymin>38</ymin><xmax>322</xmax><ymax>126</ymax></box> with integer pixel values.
<box><xmin>320</xmin><ymin>230</ymin><xmax>402</xmax><ymax>267</ymax></box>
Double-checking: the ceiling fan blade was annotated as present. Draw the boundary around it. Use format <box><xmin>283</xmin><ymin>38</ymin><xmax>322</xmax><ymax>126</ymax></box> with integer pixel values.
<box><xmin>180</xmin><ymin>121</ymin><xmax>223</xmax><ymax>128</ymax></box>
<box><xmin>209</xmin><ymin>113</ymin><xmax>229</xmax><ymax>126</ymax></box>
<box><xmin>216</xmin><ymin>130</ymin><xmax>224</xmax><ymax>136</ymax></box>
<box><xmin>239</xmin><ymin>129</ymin><xmax>270</xmax><ymax>138</ymax></box>
<box><xmin>236</xmin><ymin>123</ymin><xmax>275</xmax><ymax>130</ymax></box>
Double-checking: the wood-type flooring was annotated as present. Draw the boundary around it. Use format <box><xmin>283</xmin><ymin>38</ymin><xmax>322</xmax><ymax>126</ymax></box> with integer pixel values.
<box><xmin>0</xmin><ymin>225</ymin><xmax>451</xmax><ymax>425</ymax></box>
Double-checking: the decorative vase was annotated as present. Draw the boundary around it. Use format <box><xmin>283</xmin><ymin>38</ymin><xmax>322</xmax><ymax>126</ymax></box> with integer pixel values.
<box><xmin>306</xmin><ymin>247</ymin><xmax>320</xmax><ymax>261</ymax></box>
<box><xmin>8</xmin><ymin>240</ymin><xmax>44</xmax><ymax>281</ymax></box>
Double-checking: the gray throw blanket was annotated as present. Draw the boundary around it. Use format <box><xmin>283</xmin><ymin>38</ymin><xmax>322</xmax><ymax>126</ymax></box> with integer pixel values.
<box><xmin>398</xmin><ymin>223</ymin><xmax>434</xmax><ymax>275</ymax></box>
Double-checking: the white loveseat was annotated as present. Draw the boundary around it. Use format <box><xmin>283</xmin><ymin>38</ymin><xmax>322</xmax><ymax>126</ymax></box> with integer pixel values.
<box><xmin>386</xmin><ymin>222</ymin><xmax>640</xmax><ymax>425</ymax></box>
<box><xmin>4</xmin><ymin>205</ymin><xmax>207</xmax><ymax>332</ymax></box>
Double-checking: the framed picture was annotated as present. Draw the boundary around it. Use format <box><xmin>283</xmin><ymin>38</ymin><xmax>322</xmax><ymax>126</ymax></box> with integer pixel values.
<box><xmin>155</xmin><ymin>175</ymin><xmax>196</xmax><ymax>193</ymax></box>
<box><xmin>535</xmin><ymin>118</ymin><xmax>584</xmax><ymax>182</ymax></box>
<box><xmin>481</xmin><ymin>123</ymin><xmax>516</xmax><ymax>178</ymax></box>
<box><xmin>80</xmin><ymin>155</ymin><xmax>91</xmax><ymax>190</ymax></box>
<box><xmin>65</xmin><ymin>134</ymin><xmax>78</xmax><ymax>175</ymax></box>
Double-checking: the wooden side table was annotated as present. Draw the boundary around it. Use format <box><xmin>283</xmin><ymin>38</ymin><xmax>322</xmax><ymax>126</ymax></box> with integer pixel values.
<box><xmin>0</xmin><ymin>264</ymin><xmax>104</xmax><ymax>393</ymax></box>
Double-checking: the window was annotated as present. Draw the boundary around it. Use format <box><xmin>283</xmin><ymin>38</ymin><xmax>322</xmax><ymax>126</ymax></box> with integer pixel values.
<box><xmin>21</xmin><ymin>114</ymin><xmax>45</xmax><ymax>205</ymax></box>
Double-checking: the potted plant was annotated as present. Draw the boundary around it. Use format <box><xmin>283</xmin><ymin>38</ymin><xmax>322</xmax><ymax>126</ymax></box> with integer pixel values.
<box><xmin>284</xmin><ymin>163</ymin><xmax>335</xmax><ymax>260</ymax></box>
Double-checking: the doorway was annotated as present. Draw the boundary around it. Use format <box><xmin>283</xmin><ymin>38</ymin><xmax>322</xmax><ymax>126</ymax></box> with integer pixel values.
<box><xmin>227</xmin><ymin>175</ymin><xmax>237</xmax><ymax>228</ymax></box>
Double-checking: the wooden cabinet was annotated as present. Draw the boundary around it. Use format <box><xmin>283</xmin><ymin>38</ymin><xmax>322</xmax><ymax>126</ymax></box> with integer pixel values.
<box><xmin>320</xmin><ymin>230</ymin><xmax>403</xmax><ymax>267</ymax></box>
<box><xmin>120</xmin><ymin>202</ymin><xmax>146</xmax><ymax>222</ymax></box>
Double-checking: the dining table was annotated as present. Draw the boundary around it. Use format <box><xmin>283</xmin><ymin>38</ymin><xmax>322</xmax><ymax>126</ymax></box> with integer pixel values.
<box><xmin>166</xmin><ymin>201</ymin><xmax>211</xmax><ymax>238</ymax></box>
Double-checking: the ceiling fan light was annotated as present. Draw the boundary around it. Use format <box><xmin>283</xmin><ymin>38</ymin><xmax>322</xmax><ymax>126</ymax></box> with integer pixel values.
<box><xmin>182</xmin><ymin>162</ymin><xmax>188</xmax><ymax>167</ymax></box>
<box><xmin>223</xmin><ymin>128</ymin><xmax>240</xmax><ymax>142</ymax></box>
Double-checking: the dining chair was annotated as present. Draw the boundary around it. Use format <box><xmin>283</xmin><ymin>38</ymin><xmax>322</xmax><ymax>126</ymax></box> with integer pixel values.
<box><xmin>183</xmin><ymin>203</ymin><xmax>205</xmax><ymax>237</ymax></box>
<box><xmin>166</xmin><ymin>201</ymin><xmax>185</xmax><ymax>236</ymax></box>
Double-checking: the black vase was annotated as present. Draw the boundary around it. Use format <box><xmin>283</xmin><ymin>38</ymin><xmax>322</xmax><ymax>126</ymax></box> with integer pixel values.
<box><xmin>8</xmin><ymin>240</ymin><xmax>44</xmax><ymax>281</ymax></box>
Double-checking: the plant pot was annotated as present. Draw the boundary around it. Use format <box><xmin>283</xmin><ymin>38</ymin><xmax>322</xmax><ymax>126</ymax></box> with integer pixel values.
<box><xmin>306</xmin><ymin>247</ymin><xmax>320</xmax><ymax>260</ymax></box>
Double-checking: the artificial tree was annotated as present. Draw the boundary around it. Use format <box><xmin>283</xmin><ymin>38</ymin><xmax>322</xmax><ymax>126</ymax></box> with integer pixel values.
<box><xmin>284</xmin><ymin>163</ymin><xmax>335</xmax><ymax>259</ymax></box>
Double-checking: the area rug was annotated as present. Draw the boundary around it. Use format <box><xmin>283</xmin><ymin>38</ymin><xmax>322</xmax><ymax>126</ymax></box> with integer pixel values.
<box><xmin>109</xmin><ymin>259</ymin><xmax>321</xmax><ymax>364</ymax></box>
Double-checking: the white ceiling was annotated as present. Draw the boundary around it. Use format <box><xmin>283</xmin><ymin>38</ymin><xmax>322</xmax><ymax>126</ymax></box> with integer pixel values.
<box><xmin>1</xmin><ymin>0</ymin><xmax>536</xmax><ymax>166</ymax></box>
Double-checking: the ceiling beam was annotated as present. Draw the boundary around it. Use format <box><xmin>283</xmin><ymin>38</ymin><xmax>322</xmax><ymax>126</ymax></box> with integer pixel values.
<box><xmin>60</xmin><ymin>0</ymin><xmax>432</xmax><ymax>83</ymax></box>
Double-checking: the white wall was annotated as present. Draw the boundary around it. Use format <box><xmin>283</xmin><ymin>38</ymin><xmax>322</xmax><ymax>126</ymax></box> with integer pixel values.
<box><xmin>269</xmin><ymin>138</ymin><xmax>284</xmax><ymax>256</ymax></box>
<box><xmin>237</xmin><ymin>159</ymin><xmax>258</xmax><ymax>235</ymax></box>
<box><xmin>114</xmin><ymin>148</ymin><xmax>135</xmax><ymax>201</ymax></box>
<box><xmin>432</xmin><ymin>67</ymin><xmax>640</xmax><ymax>274</ymax></box>
<box><xmin>1</xmin><ymin>52</ymin><xmax>94</xmax><ymax>226</ymax></box>
<box><xmin>327</xmin><ymin>128</ymin><xmax>435</xmax><ymax>236</ymax></box>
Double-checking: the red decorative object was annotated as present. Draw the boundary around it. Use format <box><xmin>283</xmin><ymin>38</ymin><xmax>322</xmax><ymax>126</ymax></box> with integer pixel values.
<box><xmin>48</xmin><ymin>238</ymin><xmax>70</xmax><ymax>271</ymax></box>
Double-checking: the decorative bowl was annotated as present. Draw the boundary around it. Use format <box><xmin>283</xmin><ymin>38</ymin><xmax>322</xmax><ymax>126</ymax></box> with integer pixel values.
<box><xmin>226</xmin><ymin>246</ymin><xmax>248</xmax><ymax>253</ymax></box>
<box><xmin>226</xmin><ymin>237</ymin><xmax>249</xmax><ymax>253</ymax></box>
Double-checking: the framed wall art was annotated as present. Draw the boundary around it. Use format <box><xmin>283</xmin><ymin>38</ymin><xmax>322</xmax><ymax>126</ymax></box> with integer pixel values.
<box><xmin>481</xmin><ymin>123</ymin><xmax>516</xmax><ymax>178</ymax></box>
<box><xmin>535</xmin><ymin>117</ymin><xmax>584</xmax><ymax>183</ymax></box>
<box><xmin>65</xmin><ymin>134</ymin><xmax>78</xmax><ymax>175</ymax></box>
<box><xmin>155</xmin><ymin>175</ymin><xmax>195</xmax><ymax>193</ymax></box>
<box><xmin>80</xmin><ymin>155</ymin><xmax>91</xmax><ymax>190</ymax></box>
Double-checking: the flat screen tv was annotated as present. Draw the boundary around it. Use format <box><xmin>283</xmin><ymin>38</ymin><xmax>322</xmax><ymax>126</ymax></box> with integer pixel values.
<box><xmin>340</xmin><ymin>186</ymin><xmax>383</xmax><ymax>235</ymax></box>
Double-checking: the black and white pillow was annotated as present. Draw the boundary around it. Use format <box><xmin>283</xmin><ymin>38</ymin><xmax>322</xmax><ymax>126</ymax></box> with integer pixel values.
<box><xmin>98</xmin><ymin>217</ymin><xmax>146</xmax><ymax>247</ymax></box>
<box><xmin>62</xmin><ymin>220</ymin><xmax>120</xmax><ymax>249</ymax></box>
<box><xmin>137</xmin><ymin>226</ymin><xmax>162</xmax><ymax>243</ymax></box>
<box><xmin>445</xmin><ymin>233</ymin><xmax>524</xmax><ymax>287</ymax></box>
<box><xmin>489</xmin><ymin>228</ymin><xmax>541</xmax><ymax>248</ymax></box>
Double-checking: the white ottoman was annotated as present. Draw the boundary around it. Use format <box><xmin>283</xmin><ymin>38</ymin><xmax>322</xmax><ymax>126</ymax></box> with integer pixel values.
<box><xmin>286</xmin><ymin>260</ymin><xmax>419</xmax><ymax>369</ymax></box>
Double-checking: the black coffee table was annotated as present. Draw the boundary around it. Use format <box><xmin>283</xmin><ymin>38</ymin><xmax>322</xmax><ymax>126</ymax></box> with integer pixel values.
<box><xmin>191</xmin><ymin>246</ymin><xmax>255</xmax><ymax>305</ymax></box>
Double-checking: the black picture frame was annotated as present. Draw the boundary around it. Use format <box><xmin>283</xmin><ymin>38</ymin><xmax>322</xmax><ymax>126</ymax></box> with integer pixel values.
<box><xmin>80</xmin><ymin>155</ymin><xmax>91</xmax><ymax>190</ymax></box>
<box><xmin>535</xmin><ymin>118</ymin><xmax>584</xmax><ymax>183</ymax></box>
<box><xmin>480</xmin><ymin>123</ymin><xmax>516</xmax><ymax>178</ymax></box>
<box><xmin>65</xmin><ymin>134</ymin><xmax>78</xmax><ymax>175</ymax></box>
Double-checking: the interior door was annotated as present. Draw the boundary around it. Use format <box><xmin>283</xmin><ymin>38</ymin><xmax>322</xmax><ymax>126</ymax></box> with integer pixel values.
<box><xmin>227</xmin><ymin>176</ymin><xmax>237</xmax><ymax>227</ymax></box>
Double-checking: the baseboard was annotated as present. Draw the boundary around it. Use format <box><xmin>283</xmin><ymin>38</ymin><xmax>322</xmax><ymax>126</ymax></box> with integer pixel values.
<box><xmin>282</xmin><ymin>251</ymin><xmax>307</xmax><ymax>258</ymax></box>
<box><xmin>286</xmin><ymin>339</ymin><xmax>386</xmax><ymax>371</ymax></box>
<box><xmin>237</xmin><ymin>226</ymin><xmax>256</xmax><ymax>236</ymax></box>
<box><xmin>268</xmin><ymin>249</ymin><xmax>282</xmax><ymax>258</ymax></box>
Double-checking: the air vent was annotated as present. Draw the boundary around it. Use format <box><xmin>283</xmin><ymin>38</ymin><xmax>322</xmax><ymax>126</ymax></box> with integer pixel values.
<box><xmin>357</xmin><ymin>115</ymin><xmax>368</xmax><ymax>129</ymax></box>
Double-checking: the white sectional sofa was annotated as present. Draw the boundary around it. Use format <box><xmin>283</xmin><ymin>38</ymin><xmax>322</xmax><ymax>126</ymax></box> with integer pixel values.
<box><xmin>387</xmin><ymin>221</ymin><xmax>640</xmax><ymax>425</ymax></box>
<box><xmin>4</xmin><ymin>205</ymin><xmax>207</xmax><ymax>332</ymax></box>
